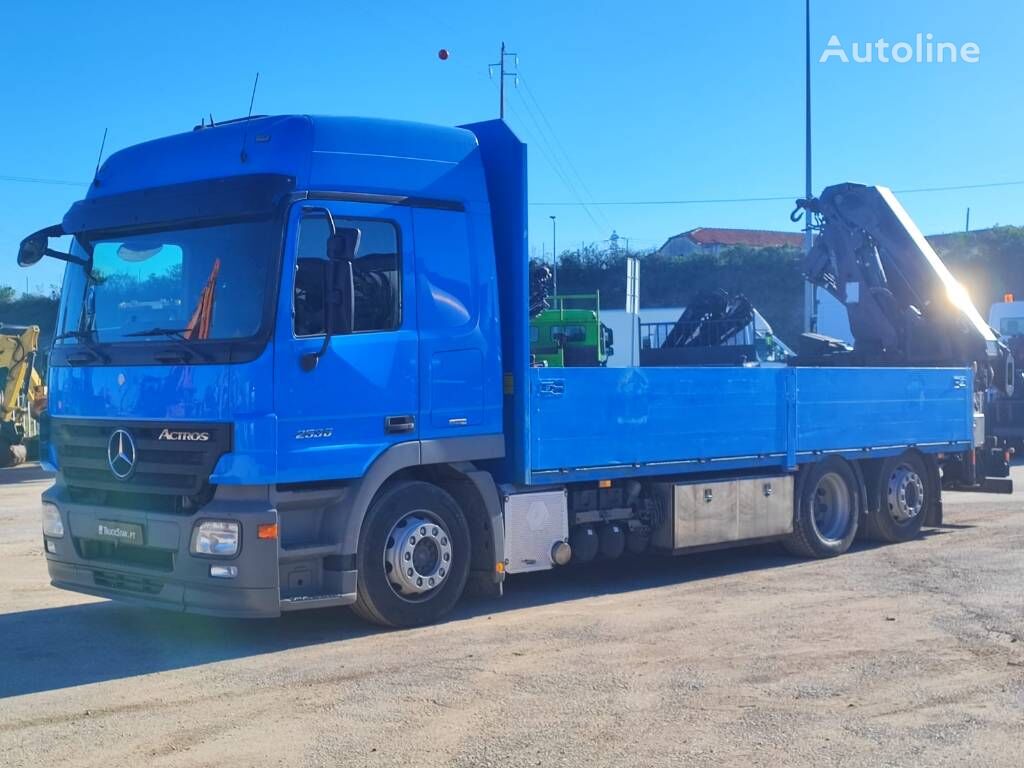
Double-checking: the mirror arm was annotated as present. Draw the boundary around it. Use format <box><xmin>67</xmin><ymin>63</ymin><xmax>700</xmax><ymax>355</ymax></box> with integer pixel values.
<box><xmin>299</xmin><ymin>208</ymin><xmax>339</xmax><ymax>372</ymax></box>
<box><xmin>45</xmin><ymin>247</ymin><xmax>89</xmax><ymax>267</ymax></box>
<box><xmin>301</xmin><ymin>327</ymin><xmax>332</xmax><ymax>372</ymax></box>
<box><xmin>341</xmin><ymin>261</ymin><xmax>355</xmax><ymax>333</ymax></box>
<box><xmin>302</xmin><ymin>206</ymin><xmax>336</xmax><ymax>235</ymax></box>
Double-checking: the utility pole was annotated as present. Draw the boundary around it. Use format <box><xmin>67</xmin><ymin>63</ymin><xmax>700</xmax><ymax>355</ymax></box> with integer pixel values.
<box><xmin>802</xmin><ymin>0</ymin><xmax>817</xmax><ymax>334</ymax></box>
<box><xmin>965</xmin><ymin>207</ymin><xmax>971</xmax><ymax>232</ymax></box>
<box><xmin>489</xmin><ymin>42</ymin><xmax>518</xmax><ymax>119</ymax></box>
<box><xmin>550</xmin><ymin>215</ymin><xmax>558</xmax><ymax>295</ymax></box>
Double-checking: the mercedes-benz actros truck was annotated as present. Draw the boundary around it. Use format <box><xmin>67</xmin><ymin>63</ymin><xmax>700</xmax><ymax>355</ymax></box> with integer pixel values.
<box><xmin>18</xmin><ymin>115</ymin><xmax>1011</xmax><ymax>626</ymax></box>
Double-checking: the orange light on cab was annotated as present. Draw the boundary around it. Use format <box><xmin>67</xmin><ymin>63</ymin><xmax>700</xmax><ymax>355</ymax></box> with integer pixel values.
<box><xmin>1005</xmin><ymin>293</ymin><xmax>1015</xmax><ymax>303</ymax></box>
<box><xmin>598</xmin><ymin>479</ymin><xmax>612</xmax><ymax>488</ymax></box>
<box><xmin>257</xmin><ymin>523</ymin><xmax>278</xmax><ymax>540</ymax></box>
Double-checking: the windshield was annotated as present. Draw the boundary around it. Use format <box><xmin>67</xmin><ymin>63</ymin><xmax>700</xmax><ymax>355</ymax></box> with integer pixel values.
<box><xmin>58</xmin><ymin>219</ymin><xmax>277</xmax><ymax>344</ymax></box>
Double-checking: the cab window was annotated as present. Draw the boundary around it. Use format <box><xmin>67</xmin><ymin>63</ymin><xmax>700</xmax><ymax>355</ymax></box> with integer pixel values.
<box><xmin>294</xmin><ymin>214</ymin><xmax>401</xmax><ymax>336</ymax></box>
<box><xmin>550</xmin><ymin>324</ymin><xmax>586</xmax><ymax>343</ymax></box>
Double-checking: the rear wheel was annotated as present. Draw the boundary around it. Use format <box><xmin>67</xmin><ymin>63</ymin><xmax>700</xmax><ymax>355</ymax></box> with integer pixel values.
<box><xmin>352</xmin><ymin>481</ymin><xmax>471</xmax><ymax>628</ymax></box>
<box><xmin>783</xmin><ymin>456</ymin><xmax>860</xmax><ymax>558</ymax></box>
<box><xmin>865</xmin><ymin>452</ymin><xmax>931</xmax><ymax>543</ymax></box>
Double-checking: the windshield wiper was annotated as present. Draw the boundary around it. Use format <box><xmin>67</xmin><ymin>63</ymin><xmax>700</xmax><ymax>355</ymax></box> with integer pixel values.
<box><xmin>53</xmin><ymin>330</ymin><xmax>111</xmax><ymax>363</ymax></box>
<box><xmin>123</xmin><ymin>327</ymin><xmax>213</xmax><ymax>362</ymax></box>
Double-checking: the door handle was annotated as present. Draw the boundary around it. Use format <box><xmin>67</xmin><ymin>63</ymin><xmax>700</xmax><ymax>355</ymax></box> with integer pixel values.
<box><xmin>385</xmin><ymin>415</ymin><xmax>416</xmax><ymax>434</ymax></box>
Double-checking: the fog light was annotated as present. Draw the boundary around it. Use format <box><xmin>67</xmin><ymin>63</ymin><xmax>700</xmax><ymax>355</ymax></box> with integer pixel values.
<box><xmin>191</xmin><ymin>520</ymin><xmax>240</xmax><ymax>556</ymax></box>
<box><xmin>45</xmin><ymin>539</ymin><xmax>57</xmax><ymax>554</ymax></box>
<box><xmin>209</xmin><ymin>565</ymin><xmax>238</xmax><ymax>579</ymax></box>
<box><xmin>41</xmin><ymin>503</ymin><xmax>64</xmax><ymax>538</ymax></box>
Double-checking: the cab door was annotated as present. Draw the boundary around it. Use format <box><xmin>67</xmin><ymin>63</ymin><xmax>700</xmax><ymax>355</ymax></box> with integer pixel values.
<box><xmin>273</xmin><ymin>201</ymin><xmax>418</xmax><ymax>483</ymax></box>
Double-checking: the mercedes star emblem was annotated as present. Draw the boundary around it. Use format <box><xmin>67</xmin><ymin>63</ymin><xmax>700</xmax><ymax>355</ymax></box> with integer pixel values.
<box><xmin>107</xmin><ymin>429</ymin><xmax>137</xmax><ymax>480</ymax></box>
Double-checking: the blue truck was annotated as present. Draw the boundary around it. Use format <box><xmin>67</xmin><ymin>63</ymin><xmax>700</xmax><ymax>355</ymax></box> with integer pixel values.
<box><xmin>17</xmin><ymin>115</ymin><xmax>1011</xmax><ymax>626</ymax></box>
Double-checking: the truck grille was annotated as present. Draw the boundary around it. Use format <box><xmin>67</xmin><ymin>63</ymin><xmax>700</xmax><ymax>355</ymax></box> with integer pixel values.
<box><xmin>76</xmin><ymin>538</ymin><xmax>175</xmax><ymax>572</ymax></box>
<box><xmin>52</xmin><ymin>419</ymin><xmax>231</xmax><ymax>513</ymax></box>
<box><xmin>93</xmin><ymin>569</ymin><xmax>165</xmax><ymax>595</ymax></box>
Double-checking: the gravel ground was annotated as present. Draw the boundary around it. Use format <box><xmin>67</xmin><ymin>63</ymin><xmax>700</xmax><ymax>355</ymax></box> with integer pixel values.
<box><xmin>0</xmin><ymin>463</ymin><xmax>1021</xmax><ymax>767</ymax></box>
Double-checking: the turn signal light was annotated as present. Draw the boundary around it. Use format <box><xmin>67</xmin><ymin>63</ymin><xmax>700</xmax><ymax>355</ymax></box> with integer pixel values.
<box><xmin>257</xmin><ymin>523</ymin><xmax>279</xmax><ymax>540</ymax></box>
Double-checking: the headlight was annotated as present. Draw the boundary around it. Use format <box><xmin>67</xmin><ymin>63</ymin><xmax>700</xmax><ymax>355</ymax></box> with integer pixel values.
<box><xmin>42</xmin><ymin>503</ymin><xmax>64</xmax><ymax>538</ymax></box>
<box><xmin>191</xmin><ymin>520</ymin><xmax>240</xmax><ymax>556</ymax></box>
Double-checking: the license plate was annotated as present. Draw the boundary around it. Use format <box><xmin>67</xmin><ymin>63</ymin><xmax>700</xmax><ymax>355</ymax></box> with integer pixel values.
<box><xmin>96</xmin><ymin>520</ymin><xmax>145</xmax><ymax>546</ymax></box>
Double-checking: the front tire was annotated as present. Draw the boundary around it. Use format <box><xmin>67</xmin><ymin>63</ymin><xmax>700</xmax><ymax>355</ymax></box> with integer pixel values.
<box><xmin>783</xmin><ymin>456</ymin><xmax>860</xmax><ymax>558</ymax></box>
<box><xmin>352</xmin><ymin>481</ymin><xmax>471</xmax><ymax>628</ymax></box>
<box><xmin>865</xmin><ymin>452</ymin><xmax>932</xmax><ymax>543</ymax></box>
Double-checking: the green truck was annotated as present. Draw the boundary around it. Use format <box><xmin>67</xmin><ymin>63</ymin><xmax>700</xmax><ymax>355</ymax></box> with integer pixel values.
<box><xmin>530</xmin><ymin>293</ymin><xmax>614</xmax><ymax>367</ymax></box>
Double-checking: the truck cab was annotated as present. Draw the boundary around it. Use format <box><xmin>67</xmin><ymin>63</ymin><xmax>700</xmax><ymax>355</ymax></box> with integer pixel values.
<box><xmin>530</xmin><ymin>293</ymin><xmax>613</xmax><ymax>367</ymax></box>
<box><xmin>24</xmin><ymin>116</ymin><xmax>512</xmax><ymax>622</ymax></box>
<box><xmin>986</xmin><ymin>298</ymin><xmax>1024</xmax><ymax>444</ymax></box>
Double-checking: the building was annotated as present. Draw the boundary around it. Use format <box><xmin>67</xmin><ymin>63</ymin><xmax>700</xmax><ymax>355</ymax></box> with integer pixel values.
<box><xmin>658</xmin><ymin>228</ymin><xmax>804</xmax><ymax>257</ymax></box>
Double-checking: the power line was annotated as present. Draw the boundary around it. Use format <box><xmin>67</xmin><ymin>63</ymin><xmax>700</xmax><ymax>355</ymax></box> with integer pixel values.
<box><xmin>3</xmin><ymin>169</ymin><xmax>1024</xmax><ymax>208</ymax></box>
<box><xmin>530</xmin><ymin>194</ymin><xmax>795</xmax><ymax>207</ymax></box>
<box><xmin>899</xmin><ymin>180</ymin><xmax>1024</xmax><ymax>195</ymax></box>
<box><xmin>0</xmin><ymin>174</ymin><xmax>88</xmax><ymax>187</ymax></box>
<box><xmin>511</xmin><ymin>86</ymin><xmax>604</xmax><ymax>235</ymax></box>
<box><xmin>529</xmin><ymin>179</ymin><xmax>1024</xmax><ymax>207</ymax></box>
<box><xmin>487</xmin><ymin>73</ymin><xmax>604</xmax><ymax>238</ymax></box>
<box><xmin>517</xmin><ymin>73</ymin><xmax>613</xmax><ymax>232</ymax></box>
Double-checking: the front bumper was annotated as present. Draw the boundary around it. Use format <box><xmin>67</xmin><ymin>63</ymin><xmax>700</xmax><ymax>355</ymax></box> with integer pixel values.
<box><xmin>42</xmin><ymin>484</ymin><xmax>287</xmax><ymax>618</ymax></box>
<box><xmin>47</xmin><ymin>560</ymin><xmax>282</xmax><ymax>617</ymax></box>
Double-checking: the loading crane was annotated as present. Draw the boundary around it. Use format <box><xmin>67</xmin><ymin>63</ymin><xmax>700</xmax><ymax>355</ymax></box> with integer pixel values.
<box><xmin>794</xmin><ymin>183</ymin><xmax>1014</xmax><ymax>488</ymax></box>
<box><xmin>0</xmin><ymin>324</ymin><xmax>47</xmax><ymax>467</ymax></box>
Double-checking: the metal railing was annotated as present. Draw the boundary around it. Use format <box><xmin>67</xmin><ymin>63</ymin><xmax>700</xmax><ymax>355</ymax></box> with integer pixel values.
<box><xmin>639</xmin><ymin>319</ymin><xmax>755</xmax><ymax>350</ymax></box>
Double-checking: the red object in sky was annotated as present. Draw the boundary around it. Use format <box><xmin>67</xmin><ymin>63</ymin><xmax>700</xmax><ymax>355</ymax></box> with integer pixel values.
<box><xmin>438</xmin><ymin>49</ymin><xmax>449</xmax><ymax>60</ymax></box>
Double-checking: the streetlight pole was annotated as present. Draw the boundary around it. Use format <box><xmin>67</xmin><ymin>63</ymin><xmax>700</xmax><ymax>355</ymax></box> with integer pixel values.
<box><xmin>550</xmin><ymin>215</ymin><xmax>558</xmax><ymax>296</ymax></box>
<box><xmin>803</xmin><ymin>0</ymin><xmax>817</xmax><ymax>333</ymax></box>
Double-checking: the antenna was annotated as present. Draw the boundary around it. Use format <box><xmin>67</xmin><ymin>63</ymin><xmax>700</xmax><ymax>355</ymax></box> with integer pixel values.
<box><xmin>488</xmin><ymin>42</ymin><xmax>518</xmax><ymax>119</ymax></box>
<box><xmin>239</xmin><ymin>72</ymin><xmax>260</xmax><ymax>163</ymax></box>
<box><xmin>92</xmin><ymin>127</ymin><xmax>108</xmax><ymax>187</ymax></box>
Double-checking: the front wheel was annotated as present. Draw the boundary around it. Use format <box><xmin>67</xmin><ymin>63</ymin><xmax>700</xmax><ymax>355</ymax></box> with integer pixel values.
<box><xmin>352</xmin><ymin>481</ymin><xmax>471</xmax><ymax>628</ymax></box>
<box><xmin>783</xmin><ymin>457</ymin><xmax>861</xmax><ymax>558</ymax></box>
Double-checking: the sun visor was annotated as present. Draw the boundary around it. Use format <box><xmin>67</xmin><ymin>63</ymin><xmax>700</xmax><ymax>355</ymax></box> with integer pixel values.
<box><xmin>62</xmin><ymin>174</ymin><xmax>296</xmax><ymax>235</ymax></box>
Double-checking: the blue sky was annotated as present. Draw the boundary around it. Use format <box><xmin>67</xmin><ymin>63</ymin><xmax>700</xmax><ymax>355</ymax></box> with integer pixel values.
<box><xmin>2</xmin><ymin>0</ymin><xmax>1022</xmax><ymax>293</ymax></box>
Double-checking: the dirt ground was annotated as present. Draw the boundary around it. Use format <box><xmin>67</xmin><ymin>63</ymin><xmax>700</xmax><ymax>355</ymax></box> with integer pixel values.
<box><xmin>0</xmin><ymin>463</ymin><xmax>1021</xmax><ymax>768</ymax></box>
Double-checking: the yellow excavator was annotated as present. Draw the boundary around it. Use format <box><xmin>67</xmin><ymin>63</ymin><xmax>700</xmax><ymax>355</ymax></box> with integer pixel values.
<box><xmin>1</xmin><ymin>324</ymin><xmax>47</xmax><ymax>467</ymax></box>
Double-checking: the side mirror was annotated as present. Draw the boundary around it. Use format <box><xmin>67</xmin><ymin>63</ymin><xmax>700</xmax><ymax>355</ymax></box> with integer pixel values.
<box><xmin>327</xmin><ymin>227</ymin><xmax>360</xmax><ymax>263</ymax></box>
<box><xmin>300</xmin><ymin>226</ymin><xmax>362</xmax><ymax>372</ymax></box>
<box><xmin>17</xmin><ymin>233</ymin><xmax>48</xmax><ymax>267</ymax></box>
<box><xmin>18</xmin><ymin>224</ymin><xmax>79</xmax><ymax>267</ymax></box>
<box><xmin>326</xmin><ymin>227</ymin><xmax>360</xmax><ymax>335</ymax></box>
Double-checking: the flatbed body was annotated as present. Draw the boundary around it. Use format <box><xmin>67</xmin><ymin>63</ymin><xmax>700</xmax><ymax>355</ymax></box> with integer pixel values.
<box><xmin>522</xmin><ymin>365</ymin><xmax>972</xmax><ymax>485</ymax></box>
